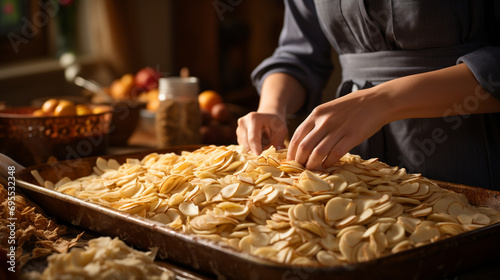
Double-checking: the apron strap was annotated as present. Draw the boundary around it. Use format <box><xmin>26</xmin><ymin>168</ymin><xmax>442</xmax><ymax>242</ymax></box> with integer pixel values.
<box><xmin>339</xmin><ymin>43</ymin><xmax>484</xmax><ymax>82</ymax></box>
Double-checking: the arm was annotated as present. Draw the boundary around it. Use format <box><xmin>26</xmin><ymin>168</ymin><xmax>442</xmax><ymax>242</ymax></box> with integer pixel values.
<box><xmin>257</xmin><ymin>73</ymin><xmax>306</xmax><ymax>117</ymax></box>
<box><xmin>237</xmin><ymin>73</ymin><xmax>306</xmax><ymax>154</ymax></box>
<box><xmin>287</xmin><ymin>63</ymin><xmax>500</xmax><ymax>170</ymax></box>
<box><xmin>237</xmin><ymin>0</ymin><xmax>333</xmax><ymax>154</ymax></box>
<box><xmin>382</xmin><ymin>63</ymin><xmax>500</xmax><ymax>121</ymax></box>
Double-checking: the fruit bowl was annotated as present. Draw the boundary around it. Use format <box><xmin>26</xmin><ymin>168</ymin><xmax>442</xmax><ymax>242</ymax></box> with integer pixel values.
<box><xmin>0</xmin><ymin>105</ymin><xmax>112</xmax><ymax>167</ymax></box>
<box><xmin>32</xmin><ymin>96</ymin><xmax>145</xmax><ymax>147</ymax></box>
<box><xmin>104</xmin><ymin>100</ymin><xmax>146</xmax><ymax>146</ymax></box>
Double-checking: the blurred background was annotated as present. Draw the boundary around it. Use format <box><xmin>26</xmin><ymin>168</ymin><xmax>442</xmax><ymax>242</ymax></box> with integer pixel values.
<box><xmin>0</xmin><ymin>0</ymin><xmax>340</xmax><ymax>107</ymax></box>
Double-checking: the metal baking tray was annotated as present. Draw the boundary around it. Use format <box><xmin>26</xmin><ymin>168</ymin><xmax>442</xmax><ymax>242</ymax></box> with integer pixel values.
<box><xmin>16</xmin><ymin>146</ymin><xmax>500</xmax><ymax>280</ymax></box>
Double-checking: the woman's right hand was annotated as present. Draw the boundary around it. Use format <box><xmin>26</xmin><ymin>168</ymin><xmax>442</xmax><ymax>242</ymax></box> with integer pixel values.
<box><xmin>236</xmin><ymin>112</ymin><xmax>288</xmax><ymax>155</ymax></box>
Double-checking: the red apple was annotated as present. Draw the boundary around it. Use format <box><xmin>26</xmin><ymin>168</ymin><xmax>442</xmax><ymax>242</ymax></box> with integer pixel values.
<box><xmin>135</xmin><ymin>67</ymin><xmax>160</xmax><ymax>91</ymax></box>
<box><xmin>211</xmin><ymin>103</ymin><xmax>232</xmax><ymax>124</ymax></box>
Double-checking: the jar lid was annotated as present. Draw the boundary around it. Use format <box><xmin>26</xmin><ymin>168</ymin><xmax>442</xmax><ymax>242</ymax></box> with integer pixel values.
<box><xmin>159</xmin><ymin>77</ymin><xmax>199</xmax><ymax>100</ymax></box>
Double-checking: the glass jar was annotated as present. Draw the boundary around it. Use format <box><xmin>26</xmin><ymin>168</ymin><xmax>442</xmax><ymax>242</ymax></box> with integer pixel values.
<box><xmin>155</xmin><ymin>77</ymin><xmax>201</xmax><ymax>148</ymax></box>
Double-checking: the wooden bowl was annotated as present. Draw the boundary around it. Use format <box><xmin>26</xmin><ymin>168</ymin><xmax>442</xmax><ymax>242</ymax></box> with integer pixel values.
<box><xmin>0</xmin><ymin>105</ymin><xmax>112</xmax><ymax>167</ymax></box>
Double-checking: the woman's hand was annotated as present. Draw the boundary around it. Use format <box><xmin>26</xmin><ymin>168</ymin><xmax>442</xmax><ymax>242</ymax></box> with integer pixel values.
<box><xmin>237</xmin><ymin>112</ymin><xmax>288</xmax><ymax>155</ymax></box>
<box><xmin>287</xmin><ymin>88</ymin><xmax>389</xmax><ymax>170</ymax></box>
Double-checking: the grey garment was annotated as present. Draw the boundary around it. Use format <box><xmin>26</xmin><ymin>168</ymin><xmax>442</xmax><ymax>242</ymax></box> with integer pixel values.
<box><xmin>251</xmin><ymin>0</ymin><xmax>500</xmax><ymax>189</ymax></box>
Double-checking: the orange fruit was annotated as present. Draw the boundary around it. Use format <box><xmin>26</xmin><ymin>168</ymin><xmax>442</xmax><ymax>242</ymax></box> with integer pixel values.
<box><xmin>198</xmin><ymin>90</ymin><xmax>223</xmax><ymax>112</ymax></box>
<box><xmin>54</xmin><ymin>100</ymin><xmax>76</xmax><ymax>116</ymax></box>
<box><xmin>109</xmin><ymin>74</ymin><xmax>135</xmax><ymax>100</ymax></box>
<box><xmin>41</xmin><ymin>98</ymin><xmax>59</xmax><ymax>114</ymax></box>
<box><xmin>76</xmin><ymin>104</ymin><xmax>92</xmax><ymax>115</ymax></box>
<box><xmin>110</xmin><ymin>80</ymin><xmax>126</xmax><ymax>99</ymax></box>
<box><xmin>121</xmin><ymin>74</ymin><xmax>135</xmax><ymax>89</ymax></box>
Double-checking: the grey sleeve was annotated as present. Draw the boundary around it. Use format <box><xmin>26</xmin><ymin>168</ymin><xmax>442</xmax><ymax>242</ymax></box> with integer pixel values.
<box><xmin>457</xmin><ymin>46</ymin><xmax>500</xmax><ymax>101</ymax></box>
<box><xmin>251</xmin><ymin>0</ymin><xmax>334</xmax><ymax>113</ymax></box>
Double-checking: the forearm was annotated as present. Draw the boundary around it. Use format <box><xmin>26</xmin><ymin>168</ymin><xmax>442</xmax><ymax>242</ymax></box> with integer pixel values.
<box><xmin>375</xmin><ymin>63</ymin><xmax>500</xmax><ymax>124</ymax></box>
<box><xmin>257</xmin><ymin>73</ymin><xmax>307</xmax><ymax>119</ymax></box>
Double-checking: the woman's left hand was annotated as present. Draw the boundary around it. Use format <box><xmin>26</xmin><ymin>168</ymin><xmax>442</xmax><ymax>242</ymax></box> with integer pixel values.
<box><xmin>287</xmin><ymin>88</ymin><xmax>390</xmax><ymax>170</ymax></box>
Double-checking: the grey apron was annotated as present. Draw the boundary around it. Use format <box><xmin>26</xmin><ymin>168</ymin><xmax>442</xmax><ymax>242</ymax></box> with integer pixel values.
<box><xmin>313</xmin><ymin>0</ymin><xmax>500</xmax><ymax>189</ymax></box>
<box><xmin>336</xmin><ymin>44</ymin><xmax>500</xmax><ymax>189</ymax></box>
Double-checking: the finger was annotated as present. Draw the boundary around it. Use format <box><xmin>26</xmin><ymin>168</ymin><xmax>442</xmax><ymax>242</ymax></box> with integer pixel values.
<box><xmin>268</xmin><ymin>129</ymin><xmax>286</xmax><ymax>150</ymax></box>
<box><xmin>321</xmin><ymin>135</ymin><xmax>353</xmax><ymax>169</ymax></box>
<box><xmin>287</xmin><ymin>120</ymin><xmax>314</xmax><ymax>161</ymax></box>
<box><xmin>236</xmin><ymin>118</ymin><xmax>251</xmax><ymax>152</ymax></box>
<box><xmin>244</xmin><ymin>116</ymin><xmax>263</xmax><ymax>155</ymax></box>
<box><xmin>261</xmin><ymin>130</ymin><xmax>271</xmax><ymax>149</ymax></box>
<box><xmin>293</xmin><ymin>126</ymin><xmax>327</xmax><ymax>167</ymax></box>
<box><xmin>304</xmin><ymin>132</ymin><xmax>342</xmax><ymax>170</ymax></box>
<box><xmin>247</xmin><ymin>130</ymin><xmax>263</xmax><ymax>155</ymax></box>
<box><xmin>267</xmin><ymin>117</ymin><xmax>287</xmax><ymax>150</ymax></box>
